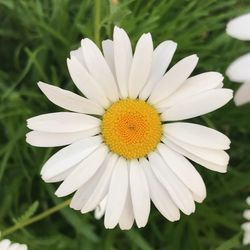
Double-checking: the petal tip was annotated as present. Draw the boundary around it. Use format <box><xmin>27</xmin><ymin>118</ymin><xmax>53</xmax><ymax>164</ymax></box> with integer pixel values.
<box><xmin>54</xmin><ymin>187</ymin><xmax>66</xmax><ymax>197</ymax></box>
<box><xmin>192</xmin><ymin>54</ymin><xmax>199</xmax><ymax>60</ymax></box>
<box><xmin>37</xmin><ymin>81</ymin><xmax>45</xmax><ymax>88</ymax></box>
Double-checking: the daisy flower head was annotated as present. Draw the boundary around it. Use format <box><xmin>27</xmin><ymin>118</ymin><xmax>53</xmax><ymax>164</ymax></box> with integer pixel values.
<box><xmin>226</xmin><ymin>13</ymin><xmax>250</xmax><ymax>106</ymax></box>
<box><xmin>0</xmin><ymin>239</ymin><xmax>28</xmax><ymax>250</ymax></box>
<box><xmin>242</xmin><ymin>197</ymin><xmax>250</xmax><ymax>245</ymax></box>
<box><xmin>26</xmin><ymin>26</ymin><xmax>233</xmax><ymax>229</ymax></box>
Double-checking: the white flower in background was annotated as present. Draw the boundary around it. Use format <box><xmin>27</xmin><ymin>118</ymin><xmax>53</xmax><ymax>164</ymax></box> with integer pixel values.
<box><xmin>0</xmin><ymin>239</ymin><xmax>28</xmax><ymax>250</ymax></box>
<box><xmin>226</xmin><ymin>13</ymin><xmax>250</xmax><ymax>106</ymax></box>
<box><xmin>26</xmin><ymin>26</ymin><xmax>232</xmax><ymax>229</ymax></box>
<box><xmin>242</xmin><ymin>197</ymin><xmax>250</xmax><ymax>245</ymax></box>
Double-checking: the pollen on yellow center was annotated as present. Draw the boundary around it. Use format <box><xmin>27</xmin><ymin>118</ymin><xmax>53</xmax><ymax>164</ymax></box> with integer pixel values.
<box><xmin>101</xmin><ymin>99</ymin><xmax>162</xmax><ymax>159</ymax></box>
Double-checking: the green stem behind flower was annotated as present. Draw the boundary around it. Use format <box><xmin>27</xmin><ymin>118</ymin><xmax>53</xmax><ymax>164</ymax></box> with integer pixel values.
<box><xmin>94</xmin><ymin>0</ymin><xmax>101</xmax><ymax>46</ymax></box>
<box><xmin>1</xmin><ymin>199</ymin><xmax>71</xmax><ymax>238</ymax></box>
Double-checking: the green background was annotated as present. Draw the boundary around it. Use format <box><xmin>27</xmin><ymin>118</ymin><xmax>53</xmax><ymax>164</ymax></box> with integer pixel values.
<box><xmin>1</xmin><ymin>0</ymin><xmax>250</xmax><ymax>249</ymax></box>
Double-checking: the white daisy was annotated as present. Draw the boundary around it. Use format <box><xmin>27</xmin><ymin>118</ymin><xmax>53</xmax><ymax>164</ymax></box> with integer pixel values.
<box><xmin>242</xmin><ymin>197</ymin><xmax>250</xmax><ymax>245</ymax></box>
<box><xmin>226</xmin><ymin>13</ymin><xmax>250</xmax><ymax>106</ymax></box>
<box><xmin>26</xmin><ymin>26</ymin><xmax>233</xmax><ymax>229</ymax></box>
<box><xmin>0</xmin><ymin>239</ymin><xmax>28</xmax><ymax>250</ymax></box>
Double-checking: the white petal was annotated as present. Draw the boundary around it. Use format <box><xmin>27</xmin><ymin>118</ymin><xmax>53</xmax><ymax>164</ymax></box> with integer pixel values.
<box><xmin>27</xmin><ymin>112</ymin><xmax>100</xmax><ymax>133</ymax></box>
<box><xmin>69</xmin><ymin>155</ymin><xmax>110</xmax><ymax>211</ymax></box>
<box><xmin>94</xmin><ymin>196</ymin><xmax>107</xmax><ymax>219</ymax></box>
<box><xmin>226</xmin><ymin>13</ymin><xmax>250</xmax><ymax>41</ymax></box>
<box><xmin>55</xmin><ymin>144</ymin><xmax>108</xmax><ymax>197</ymax></box>
<box><xmin>243</xmin><ymin>210</ymin><xmax>250</xmax><ymax>220</ymax></box>
<box><xmin>157</xmin><ymin>72</ymin><xmax>224</xmax><ymax>109</ymax></box>
<box><xmin>148</xmin><ymin>151</ymin><xmax>195</xmax><ymax>215</ymax></box>
<box><xmin>226</xmin><ymin>53</ymin><xmax>250</xmax><ymax>83</ymax></box>
<box><xmin>165</xmin><ymin>135</ymin><xmax>229</xmax><ymax>168</ymax></box>
<box><xmin>69</xmin><ymin>166</ymin><xmax>104</xmax><ymax>211</ymax></box>
<box><xmin>119</xmin><ymin>186</ymin><xmax>134</xmax><ymax>230</ymax></box>
<box><xmin>242</xmin><ymin>222</ymin><xmax>250</xmax><ymax>231</ymax></box>
<box><xmin>161</xmin><ymin>89</ymin><xmax>233</xmax><ymax>121</ymax></box>
<box><xmin>163</xmin><ymin>122</ymin><xmax>230</xmax><ymax>150</ymax></box>
<box><xmin>11</xmin><ymin>244</ymin><xmax>27</xmax><ymax>250</ymax></box>
<box><xmin>148</xmin><ymin>55</ymin><xmax>199</xmax><ymax>104</ymax></box>
<box><xmin>44</xmin><ymin>168</ymin><xmax>75</xmax><ymax>183</ymax></box>
<box><xmin>102</xmin><ymin>39</ymin><xmax>115</xmax><ymax>76</ymax></box>
<box><xmin>163</xmin><ymin>137</ymin><xmax>228</xmax><ymax>173</ymax></box>
<box><xmin>18</xmin><ymin>245</ymin><xmax>28</xmax><ymax>250</ymax></box>
<box><xmin>142</xmin><ymin>158</ymin><xmax>180</xmax><ymax>221</ymax></box>
<box><xmin>37</xmin><ymin>81</ymin><xmax>104</xmax><ymax>115</ymax></box>
<box><xmin>128</xmin><ymin>33</ymin><xmax>153</xmax><ymax>98</ymax></box>
<box><xmin>70</xmin><ymin>47</ymin><xmax>86</xmax><ymax>67</ymax></box>
<box><xmin>243</xmin><ymin>231</ymin><xmax>250</xmax><ymax>245</ymax></box>
<box><xmin>113</xmin><ymin>26</ymin><xmax>132</xmax><ymax>98</ymax></box>
<box><xmin>81</xmin><ymin>153</ymin><xmax>118</xmax><ymax>213</ymax></box>
<box><xmin>234</xmin><ymin>81</ymin><xmax>250</xmax><ymax>106</ymax></box>
<box><xmin>8</xmin><ymin>243</ymin><xmax>20</xmax><ymax>250</ymax></box>
<box><xmin>217</xmin><ymin>82</ymin><xmax>224</xmax><ymax>88</ymax></box>
<box><xmin>129</xmin><ymin>159</ymin><xmax>150</xmax><ymax>228</ymax></box>
<box><xmin>41</xmin><ymin>136</ymin><xmax>102</xmax><ymax>181</ymax></box>
<box><xmin>139</xmin><ymin>41</ymin><xmax>177</xmax><ymax>100</ymax></box>
<box><xmin>158</xmin><ymin>143</ymin><xmax>206</xmax><ymax>203</ymax></box>
<box><xmin>67</xmin><ymin>56</ymin><xmax>110</xmax><ymax>108</ymax></box>
<box><xmin>0</xmin><ymin>239</ymin><xmax>11</xmax><ymax>250</ymax></box>
<box><xmin>104</xmin><ymin>157</ymin><xmax>128</xmax><ymax>229</ymax></box>
<box><xmin>81</xmin><ymin>38</ymin><xmax>119</xmax><ymax>102</ymax></box>
<box><xmin>26</xmin><ymin>128</ymin><xmax>99</xmax><ymax>147</ymax></box>
<box><xmin>246</xmin><ymin>197</ymin><xmax>250</xmax><ymax>206</ymax></box>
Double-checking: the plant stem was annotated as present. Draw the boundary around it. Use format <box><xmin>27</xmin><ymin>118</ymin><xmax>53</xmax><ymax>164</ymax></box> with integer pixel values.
<box><xmin>1</xmin><ymin>199</ymin><xmax>71</xmax><ymax>238</ymax></box>
<box><xmin>201</xmin><ymin>116</ymin><xmax>216</xmax><ymax>129</ymax></box>
<box><xmin>94</xmin><ymin>0</ymin><xmax>101</xmax><ymax>46</ymax></box>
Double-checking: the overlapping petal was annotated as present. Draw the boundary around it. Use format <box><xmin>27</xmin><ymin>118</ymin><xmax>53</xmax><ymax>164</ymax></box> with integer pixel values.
<box><xmin>129</xmin><ymin>159</ymin><xmax>150</xmax><ymax>227</ymax></box>
<box><xmin>81</xmin><ymin>38</ymin><xmax>119</xmax><ymax>102</ymax></box>
<box><xmin>67</xmin><ymin>56</ymin><xmax>110</xmax><ymax>107</ymax></box>
<box><xmin>156</xmin><ymin>72</ymin><xmax>224</xmax><ymax>110</ymax></box>
<box><xmin>55</xmin><ymin>145</ymin><xmax>108</xmax><ymax>197</ymax></box>
<box><xmin>158</xmin><ymin>143</ymin><xmax>206</xmax><ymax>203</ymax></box>
<box><xmin>102</xmin><ymin>39</ymin><xmax>115</xmax><ymax>76</ymax></box>
<box><xmin>163</xmin><ymin>123</ymin><xmax>230</xmax><ymax>150</ymax></box>
<box><xmin>113</xmin><ymin>26</ymin><xmax>132</xmax><ymax>98</ymax></box>
<box><xmin>118</xmin><ymin>186</ymin><xmax>134</xmax><ymax>230</ymax></box>
<box><xmin>148</xmin><ymin>152</ymin><xmax>195</xmax><ymax>215</ymax></box>
<box><xmin>80</xmin><ymin>154</ymin><xmax>118</xmax><ymax>213</ymax></box>
<box><xmin>139</xmin><ymin>41</ymin><xmax>177</xmax><ymax>100</ymax></box>
<box><xmin>161</xmin><ymin>89</ymin><xmax>233</xmax><ymax>121</ymax></box>
<box><xmin>148</xmin><ymin>54</ymin><xmax>199</xmax><ymax>104</ymax></box>
<box><xmin>38</xmin><ymin>82</ymin><xmax>104</xmax><ymax>115</ymax></box>
<box><xmin>104</xmin><ymin>157</ymin><xmax>128</xmax><ymax>229</ymax></box>
<box><xmin>128</xmin><ymin>33</ymin><xmax>153</xmax><ymax>98</ymax></box>
<box><xmin>142</xmin><ymin>158</ymin><xmax>180</xmax><ymax>221</ymax></box>
<box><xmin>163</xmin><ymin>137</ymin><xmax>228</xmax><ymax>173</ymax></box>
<box><xmin>69</xmin><ymin>155</ymin><xmax>112</xmax><ymax>211</ymax></box>
<box><xmin>26</xmin><ymin>128</ymin><xmax>99</xmax><ymax>147</ymax></box>
<box><xmin>41</xmin><ymin>136</ymin><xmax>102</xmax><ymax>182</ymax></box>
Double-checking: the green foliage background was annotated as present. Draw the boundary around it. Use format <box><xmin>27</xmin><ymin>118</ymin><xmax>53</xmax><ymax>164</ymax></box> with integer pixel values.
<box><xmin>0</xmin><ymin>0</ymin><xmax>250</xmax><ymax>249</ymax></box>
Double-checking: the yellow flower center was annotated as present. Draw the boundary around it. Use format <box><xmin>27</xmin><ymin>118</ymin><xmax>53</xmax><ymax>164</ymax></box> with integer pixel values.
<box><xmin>101</xmin><ymin>99</ymin><xmax>162</xmax><ymax>159</ymax></box>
